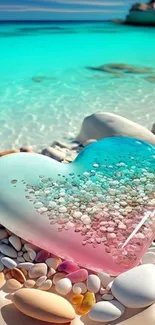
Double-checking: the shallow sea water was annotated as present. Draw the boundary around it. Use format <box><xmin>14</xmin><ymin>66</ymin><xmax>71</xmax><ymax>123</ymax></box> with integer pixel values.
<box><xmin>0</xmin><ymin>21</ymin><xmax>155</xmax><ymax>150</ymax></box>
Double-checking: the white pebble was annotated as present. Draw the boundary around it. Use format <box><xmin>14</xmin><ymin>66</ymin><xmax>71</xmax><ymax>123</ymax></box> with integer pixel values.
<box><xmin>17</xmin><ymin>256</ymin><xmax>25</xmax><ymax>262</ymax></box>
<box><xmin>98</xmin><ymin>272</ymin><xmax>112</xmax><ymax>287</ymax></box>
<box><xmin>87</xmin><ymin>274</ymin><xmax>101</xmax><ymax>293</ymax></box>
<box><xmin>28</xmin><ymin>250</ymin><xmax>37</xmax><ymax>261</ymax></box>
<box><xmin>55</xmin><ymin>278</ymin><xmax>72</xmax><ymax>296</ymax></box>
<box><xmin>38</xmin><ymin>207</ymin><xmax>48</xmax><ymax>213</ymax></box>
<box><xmin>0</xmin><ymin>244</ymin><xmax>17</xmax><ymax>258</ymax></box>
<box><xmin>141</xmin><ymin>252</ymin><xmax>155</xmax><ymax>264</ymax></box>
<box><xmin>18</xmin><ymin>262</ymin><xmax>34</xmax><ymax>270</ymax></box>
<box><xmin>102</xmin><ymin>294</ymin><xmax>114</xmax><ymax>301</ymax></box>
<box><xmin>88</xmin><ymin>300</ymin><xmax>125</xmax><ymax>322</ymax></box>
<box><xmin>39</xmin><ymin>279</ymin><xmax>52</xmax><ymax>291</ymax></box>
<box><xmin>72</xmin><ymin>283</ymin><xmax>87</xmax><ymax>294</ymax></box>
<box><xmin>73</xmin><ymin>211</ymin><xmax>82</xmax><ymax>219</ymax></box>
<box><xmin>36</xmin><ymin>276</ymin><xmax>47</xmax><ymax>287</ymax></box>
<box><xmin>1</xmin><ymin>257</ymin><xmax>17</xmax><ymax>269</ymax></box>
<box><xmin>9</xmin><ymin>235</ymin><xmax>21</xmax><ymax>251</ymax></box>
<box><xmin>59</xmin><ymin>206</ymin><xmax>67</xmax><ymax>213</ymax></box>
<box><xmin>23</xmin><ymin>253</ymin><xmax>32</xmax><ymax>262</ymax></box>
<box><xmin>34</xmin><ymin>202</ymin><xmax>43</xmax><ymax>209</ymax></box>
<box><xmin>81</xmin><ymin>215</ymin><xmax>91</xmax><ymax>225</ymax></box>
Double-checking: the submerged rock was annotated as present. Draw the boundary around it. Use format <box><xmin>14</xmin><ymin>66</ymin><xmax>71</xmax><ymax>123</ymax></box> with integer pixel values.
<box><xmin>145</xmin><ymin>75</ymin><xmax>155</xmax><ymax>83</ymax></box>
<box><xmin>86</xmin><ymin>63</ymin><xmax>153</xmax><ymax>75</ymax></box>
<box><xmin>77</xmin><ymin>112</ymin><xmax>155</xmax><ymax>146</ymax></box>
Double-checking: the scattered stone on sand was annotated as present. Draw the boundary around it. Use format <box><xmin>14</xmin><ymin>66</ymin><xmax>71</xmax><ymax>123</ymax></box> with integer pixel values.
<box><xmin>88</xmin><ymin>300</ymin><xmax>125</xmax><ymax>322</ymax></box>
<box><xmin>111</xmin><ymin>264</ymin><xmax>155</xmax><ymax>308</ymax></box>
<box><xmin>77</xmin><ymin>112</ymin><xmax>155</xmax><ymax>145</ymax></box>
<box><xmin>13</xmin><ymin>288</ymin><xmax>76</xmax><ymax>323</ymax></box>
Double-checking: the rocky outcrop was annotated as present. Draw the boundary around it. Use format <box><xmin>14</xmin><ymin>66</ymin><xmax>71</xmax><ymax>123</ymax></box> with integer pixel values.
<box><xmin>125</xmin><ymin>1</ymin><xmax>155</xmax><ymax>26</ymax></box>
<box><xmin>77</xmin><ymin>112</ymin><xmax>155</xmax><ymax>146</ymax></box>
<box><xmin>86</xmin><ymin>63</ymin><xmax>153</xmax><ymax>76</ymax></box>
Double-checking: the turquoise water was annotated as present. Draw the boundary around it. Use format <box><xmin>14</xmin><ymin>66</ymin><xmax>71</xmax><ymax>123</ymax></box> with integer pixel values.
<box><xmin>0</xmin><ymin>22</ymin><xmax>155</xmax><ymax>150</ymax></box>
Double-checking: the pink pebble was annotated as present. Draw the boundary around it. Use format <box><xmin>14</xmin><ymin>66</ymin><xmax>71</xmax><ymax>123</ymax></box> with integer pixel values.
<box><xmin>35</xmin><ymin>250</ymin><xmax>51</xmax><ymax>262</ymax></box>
<box><xmin>67</xmin><ymin>269</ymin><xmax>88</xmax><ymax>283</ymax></box>
<box><xmin>107</xmin><ymin>233</ymin><xmax>116</xmax><ymax>239</ymax></box>
<box><xmin>58</xmin><ymin>260</ymin><xmax>80</xmax><ymax>273</ymax></box>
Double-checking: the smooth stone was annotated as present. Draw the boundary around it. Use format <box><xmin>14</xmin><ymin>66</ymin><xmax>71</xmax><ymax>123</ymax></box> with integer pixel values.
<box><xmin>0</xmin><ymin>271</ymin><xmax>5</xmax><ymax>288</ymax></box>
<box><xmin>0</xmin><ymin>262</ymin><xmax>4</xmax><ymax>272</ymax></box>
<box><xmin>36</xmin><ymin>275</ymin><xmax>47</xmax><ymax>287</ymax></box>
<box><xmin>24</xmin><ymin>279</ymin><xmax>36</xmax><ymax>288</ymax></box>
<box><xmin>1</xmin><ymin>257</ymin><xmax>17</xmax><ymax>269</ymax></box>
<box><xmin>13</xmin><ymin>288</ymin><xmax>76</xmax><ymax>323</ymax></box>
<box><xmin>9</xmin><ymin>235</ymin><xmax>22</xmax><ymax>251</ymax></box>
<box><xmin>35</xmin><ymin>250</ymin><xmax>51</xmax><ymax>262</ymax></box>
<box><xmin>86</xmin><ymin>275</ymin><xmax>101</xmax><ymax>293</ymax></box>
<box><xmin>47</xmin><ymin>267</ymin><xmax>56</xmax><ymax>277</ymax></box>
<box><xmin>7</xmin><ymin>278</ymin><xmax>23</xmax><ymax>291</ymax></box>
<box><xmin>17</xmin><ymin>262</ymin><xmax>34</xmax><ymax>270</ymax></box>
<box><xmin>28</xmin><ymin>263</ymin><xmax>47</xmax><ymax>279</ymax></box>
<box><xmin>1</xmin><ymin>238</ymin><xmax>9</xmax><ymax>244</ymax></box>
<box><xmin>88</xmin><ymin>300</ymin><xmax>125</xmax><ymax>322</ymax></box>
<box><xmin>42</xmin><ymin>147</ymin><xmax>66</xmax><ymax>162</ymax></box>
<box><xmin>67</xmin><ymin>269</ymin><xmax>88</xmax><ymax>283</ymax></box>
<box><xmin>58</xmin><ymin>260</ymin><xmax>80</xmax><ymax>273</ymax></box>
<box><xmin>55</xmin><ymin>278</ymin><xmax>72</xmax><ymax>296</ymax></box>
<box><xmin>17</xmin><ymin>256</ymin><xmax>25</xmax><ymax>262</ymax></box>
<box><xmin>0</xmin><ymin>244</ymin><xmax>17</xmax><ymax>258</ymax></box>
<box><xmin>72</xmin><ymin>283</ymin><xmax>87</xmax><ymax>294</ymax></box>
<box><xmin>28</xmin><ymin>250</ymin><xmax>36</xmax><ymax>261</ymax></box>
<box><xmin>11</xmin><ymin>268</ymin><xmax>26</xmax><ymax>283</ymax></box>
<box><xmin>23</xmin><ymin>253</ymin><xmax>32</xmax><ymax>262</ymax></box>
<box><xmin>141</xmin><ymin>252</ymin><xmax>155</xmax><ymax>264</ymax></box>
<box><xmin>0</xmin><ymin>229</ymin><xmax>8</xmax><ymax>240</ymax></box>
<box><xmin>98</xmin><ymin>271</ymin><xmax>113</xmax><ymax>287</ymax></box>
<box><xmin>111</xmin><ymin>264</ymin><xmax>155</xmax><ymax>308</ymax></box>
<box><xmin>45</xmin><ymin>257</ymin><xmax>61</xmax><ymax>270</ymax></box>
<box><xmin>39</xmin><ymin>279</ymin><xmax>52</xmax><ymax>291</ymax></box>
<box><xmin>53</xmin><ymin>272</ymin><xmax>66</xmax><ymax>284</ymax></box>
<box><xmin>102</xmin><ymin>293</ymin><xmax>114</xmax><ymax>300</ymax></box>
<box><xmin>77</xmin><ymin>112</ymin><xmax>155</xmax><ymax>145</ymax></box>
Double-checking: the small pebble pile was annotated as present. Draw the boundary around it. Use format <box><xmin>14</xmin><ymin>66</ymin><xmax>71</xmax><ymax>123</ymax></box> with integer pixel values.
<box><xmin>1</xmin><ymin>226</ymin><xmax>155</xmax><ymax>324</ymax></box>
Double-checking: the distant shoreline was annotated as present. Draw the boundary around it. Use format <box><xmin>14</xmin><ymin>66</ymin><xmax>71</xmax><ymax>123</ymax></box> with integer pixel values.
<box><xmin>0</xmin><ymin>20</ymin><xmax>123</xmax><ymax>23</ymax></box>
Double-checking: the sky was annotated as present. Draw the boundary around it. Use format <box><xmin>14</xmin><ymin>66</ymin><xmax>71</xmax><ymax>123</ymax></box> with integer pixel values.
<box><xmin>0</xmin><ymin>0</ymin><xmax>148</xmax><ymax>21</ymax></box>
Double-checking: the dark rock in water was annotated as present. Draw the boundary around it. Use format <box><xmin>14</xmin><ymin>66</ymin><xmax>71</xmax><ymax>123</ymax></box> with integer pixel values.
<box><xmin>151</xmin><ymin>123</ymin><xmax>155</xmax><ymax>135</ymax></box>
<box><xmin>145</xmin><ymin>75</ymin><xmax>155</xmax><ymax>83</ymax></box>
<box><xmin>86</xmin><ymin>63</ymin><xmax>153</xmax><ymax>76</ymax></box>
<box><xmin>32</xmin><ymin>76</ymin><xmax>56</xmax><ymax>83</ymax></box>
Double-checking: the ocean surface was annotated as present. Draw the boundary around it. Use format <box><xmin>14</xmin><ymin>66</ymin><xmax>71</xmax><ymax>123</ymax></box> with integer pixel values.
<box><xmin>0</xmin><ymin>21</ymin><xmax>155</xmax><ymax>150</ymax></box>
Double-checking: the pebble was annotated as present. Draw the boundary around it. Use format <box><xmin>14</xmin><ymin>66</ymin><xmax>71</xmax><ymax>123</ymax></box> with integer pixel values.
<box><xmin>5</xmin><ymin>271</ymin><xmax>12</xmax><ymax>280</ymax></box>
<box><xmin>71</xmin><ymin>294</ymin><xmax>84</xmax><ymax>306</ymax></box>
<box><xmin>11</xmin><ymin>268</ymin><xmax>26</xmax><ymax>284</ymax></box>
<box><xmin>55</xmin><ymin>278</ymin><xmax>72</xmax><ymax>296</ymax></box>
<box><xmin>17</xmin><ymin>256</ymin><xmax>25</xmax><ymax>263</ymax></box>
<box><xmin>1</xmin><ymin>257</ymin><xmax>17</xmax><ymax>269</ymax></box>
<box><xmin>9</xmin><ymin>235</ymin><xmax>22</xmax><ymax>251</ymax></box>
<box><xmin>24</xmin><ymin>279</ymin><xmax>36</xmax><ymax>288</ymax></box>
<box><xmin>72</xmin><ymin>283</ymin><xmax>87</xmax><ymax>294</ymax></box>
<box><xmin>23</xmin><ymin>252</ymin><xmax>32</xmax><ymax>262</ymax></box>
<box><xmin>88</xmin><ymin>300</ymin><xmax>125</xmax><ymax>322</ymax></box>
<box><xmin>18</xmin><ymin>262</ymin><xmax>34</xmax><ymax>270</ymax></box>
<box><xmin>0</xmin><ymin>262</ymin><xmax>4</xmax><ymax>272</ymax></box>
<box><xmin>13</xmin><ymin>289</ymin><xmax>76</xmax><ymax>323</ymax></box>
<box><xmin>58</xmin><ymin>260</ymin><xmax>80</xmax><ymax>274</ymax></box>
<box><xmin>36</xmin><ymin>275</ymin><xmax>47</xmax><ymax>287</ymax></box>
<box><xmin>141</xmin><ymin>252</ymin><xmax>155</xmax><ymax>264</ymax></box>
<box><xmin>53</xmin><ymin>272</ymin><xmax>66</xmax><ymax>284</ymax></box>
<box><xmin>111</xmin><ymin>264</ymin><xmax>155</xmax><ymax>308</ymax></box>
<box><xmin>47</xmin><ymin>267</ymin><xmax>56</xmax><ymax>277</ymax></box>
<box><xmin>39</xmin><ymin>279</ymin><xmax>52</xmax><ymax>291</ymax></box>
<box><xmin>77</xmin><ymin>292</ymin><xmax>96</xmax><ymax>314</ymax></box>
<box><xmin>98</xmin><ymin>271</ymin><xmax>112</xmax><ymax>287</ymax></box>
<box><xmin>28</xmin><ymin>250</ymin><xmax>36</xmax><ymax>261</ymax></box>
<box><xmin>7</xmin><ymin>278</ymin><xmax>23</xmax><ymax>291</ymax></box>
<box><xmin>102</xmin><ymin>294</ymin><xmax>114</xmax><ymax>300</ymax></box>
<box><xmin>0</xmin><ymin>244</ymin><xmax>17</xmax><ymax>258</ymax></box>
<box><xmin>67</xmin><ymin>269</ymin><xmax>88</xmax><ymax>283</ymax></box>
<box><xmin>28</xmin><ymin>263</ymin><xmax>47</xmax><ymax>279</ymax></box>
<box><xmin>0</xmin><ymin>229</ymin><xmax>8</xmax><ymax>240</ymax></box>
<box><xmin>45</xmin><ymin>257</ymin><xmax>61</xmax><ymax>270</ymax></box>
<box><xmin>35</xmin><ymin>250</ymin><xmax>51</xmax><ymax>262</ymax></box>
<box><xmin>86</xmin><ymin>274</ymin><xmax>101</xmax><ymax>293</ymax></box>
<box><xmin>0</xmin><ymin>272</ymin><xmax>5</xmax><ymax>288</ymax></box>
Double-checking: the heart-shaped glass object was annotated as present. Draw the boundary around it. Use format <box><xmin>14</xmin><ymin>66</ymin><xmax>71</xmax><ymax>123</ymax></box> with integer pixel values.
<box><xmin>0</xmin><ymin>137</ymin><xmax>155</xmax><ymax>275</ymax></box>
